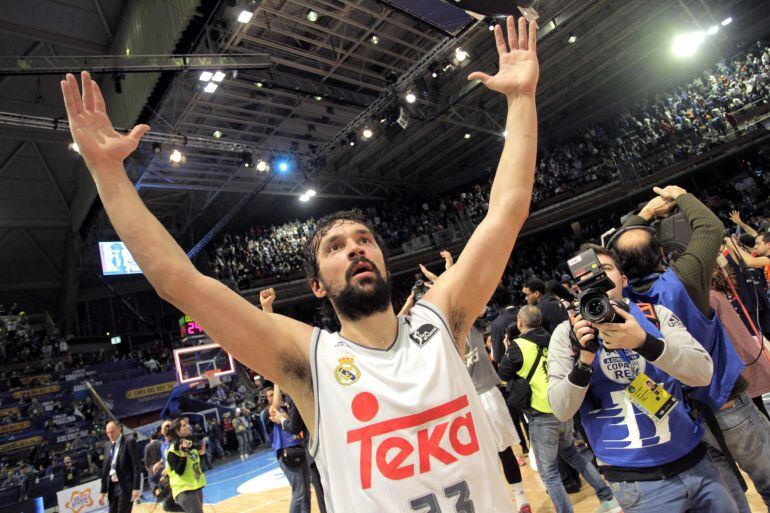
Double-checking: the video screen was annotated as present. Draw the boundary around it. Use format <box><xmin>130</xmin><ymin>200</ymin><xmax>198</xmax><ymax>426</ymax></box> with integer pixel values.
<box><xmin>98</xmin><ymin>241</ymin><xmax>142</xmax><ymax>275</ymax></box>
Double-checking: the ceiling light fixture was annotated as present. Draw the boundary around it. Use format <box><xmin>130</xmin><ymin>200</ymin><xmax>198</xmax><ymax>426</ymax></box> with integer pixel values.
<box><xmin>238</xmin><ymin>10</ymin><xmax>253</xmax><ymax>23</ymax></box>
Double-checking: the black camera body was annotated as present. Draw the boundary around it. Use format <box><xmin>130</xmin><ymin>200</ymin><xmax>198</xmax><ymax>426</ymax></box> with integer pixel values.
<box><xmin>567</xmin><ymin>249</ymin><xmax>621</xmax><ymax>323</ymax></box>
<box><xmin>412</xmin><ymin>279</ymin><xmax>429</xmax><ymax>301</ymax></box>
<box><xmin>567</xmin><ymin>249</ymin><xmax>630</xmax><ymax>353</ymax></box>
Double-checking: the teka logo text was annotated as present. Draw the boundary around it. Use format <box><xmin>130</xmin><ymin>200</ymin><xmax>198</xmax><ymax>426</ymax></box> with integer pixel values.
<box><xmin>346</xmin><ymin>393</ymin><xmax>479</xmax><ymax>489</ymax></box>
<box><xmin>65</xmin><ymin>489</ymin><xmax>94</xmax><ymax>513</ymax></box>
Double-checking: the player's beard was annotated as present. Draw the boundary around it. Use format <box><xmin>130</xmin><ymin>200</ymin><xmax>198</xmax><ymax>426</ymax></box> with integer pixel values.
<box><xmin>326</xmin><ymin>258</ymin><xmax>392</xmax><ymax>321</ymax></box>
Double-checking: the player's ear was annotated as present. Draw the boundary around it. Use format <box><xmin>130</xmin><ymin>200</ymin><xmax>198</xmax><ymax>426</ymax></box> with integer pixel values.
<box><xmin>310</xmin><ymin>278</ymin><xmax>327</xmax><ymax>299</ymax></box>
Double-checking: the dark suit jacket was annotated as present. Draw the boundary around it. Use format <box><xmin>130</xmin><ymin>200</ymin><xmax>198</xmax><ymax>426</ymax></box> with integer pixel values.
<box><xmin>100</xmin><ymin>436</ymin><xmax>141</xmax><ymax>495</ymax></box>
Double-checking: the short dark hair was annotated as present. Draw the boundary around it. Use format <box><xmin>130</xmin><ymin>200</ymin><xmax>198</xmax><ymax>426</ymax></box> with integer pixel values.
<box><xmin>302</xmin><ymin>209</ymin><xmax>386</xmax><ymax>283</ymax></box>
<box><xmin>504</xmin><ymin>320</ymin><xmax>519</xmax><ymax>341</ymax></box>
<box><xmin>523</xmin><ymin>277</ymin><xmax>545</xmax><ymax>294</ymax></box>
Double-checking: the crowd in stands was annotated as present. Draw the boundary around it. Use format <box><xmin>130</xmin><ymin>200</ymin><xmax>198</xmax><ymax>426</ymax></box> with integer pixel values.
<box><xmin>209</xmin><ymin>41</ymin><xmax>770</xmax><ymax>290</ymax></box>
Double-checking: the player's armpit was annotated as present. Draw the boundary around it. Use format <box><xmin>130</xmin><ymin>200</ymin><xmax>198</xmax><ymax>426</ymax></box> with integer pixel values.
<box><xmin>166</xmin><ymin>271</ymin><xmax>314</xmax><ymax>396</ymax></box>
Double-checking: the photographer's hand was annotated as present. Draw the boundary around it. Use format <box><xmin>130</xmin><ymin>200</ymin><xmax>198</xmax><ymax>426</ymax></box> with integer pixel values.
<box><xmin>652</xmin><ymin>185</ymin><xmax>687</xmax><ymax>202</ymax></box>
<box><xmin>571</xmin><ymin>314</ymin><xmax>598</xmax><ymax>365</ymax></box>
<box><xmin>594</xmin><ymin>307</ymin><xmax>646</xmax><ymax>350</ymax></box>
<box><xmin>639</xmin><ymin>196</ymin><xmax>676</xmax><ymax>221</ymax></box>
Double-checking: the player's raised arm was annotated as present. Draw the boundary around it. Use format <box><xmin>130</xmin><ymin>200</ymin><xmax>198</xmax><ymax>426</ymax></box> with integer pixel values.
<box><xmin>60</xmin><ymin>72</ymin><xmax>313</xmax><ymax>394</ymax></box>
<box><xmin>424</xmin><ymin>16</ymin><xmax>539</xmax><ymax>347</ymax></box>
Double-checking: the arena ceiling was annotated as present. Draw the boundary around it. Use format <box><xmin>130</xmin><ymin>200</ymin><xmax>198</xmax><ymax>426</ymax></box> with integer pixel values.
<box><xmin>1</xmin><ymin>0</ymin><xmax>769</xmax><ymax>317</ymax></box>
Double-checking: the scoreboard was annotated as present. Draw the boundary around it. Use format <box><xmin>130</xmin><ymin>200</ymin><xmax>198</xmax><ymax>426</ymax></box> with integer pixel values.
<box><xmin>179</xmin><ymin>315</ymin><xmax>206</xmax><ymax>342</ymax></box>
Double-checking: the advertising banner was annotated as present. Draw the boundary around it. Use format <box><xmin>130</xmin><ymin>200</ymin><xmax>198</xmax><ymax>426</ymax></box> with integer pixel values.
<box><xmin>93</xmin><ymin>370</ymin><xmax>177</xmax><ymax>417</ymax></box>
<box><xmin>56</xmin><ymin>479</ymin><xmax>108</xmax><ymax>513</ymax></box>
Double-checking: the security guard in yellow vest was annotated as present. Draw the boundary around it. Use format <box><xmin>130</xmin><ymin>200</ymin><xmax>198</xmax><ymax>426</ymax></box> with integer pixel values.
<box><xmin>499</xmin><ymin>305</ymin><xmax>618</xmax><ymax>513</ymax></box>
<box><xmin>165</xmin><ymin>418</ymin><xmax>207</xmax><ymax>513</ymax></box>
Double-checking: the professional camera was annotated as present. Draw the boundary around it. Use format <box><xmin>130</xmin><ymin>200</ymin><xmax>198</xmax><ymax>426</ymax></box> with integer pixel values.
<box><xmin>412</xmin><ymin>277</ymin><xmax>429</xmax><ymax>301</ymax></box>
<box><xmin>567</xmin><ymin>248</ymin><xmax>626</xmax><ymax>324</ymax></box>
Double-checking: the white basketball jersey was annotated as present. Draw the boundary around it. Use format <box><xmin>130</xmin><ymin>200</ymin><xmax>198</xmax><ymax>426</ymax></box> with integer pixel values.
<box><xmin>309</xmin><ymin>300</ymin><xmax>512</xmax><ymax>513</ymax></box>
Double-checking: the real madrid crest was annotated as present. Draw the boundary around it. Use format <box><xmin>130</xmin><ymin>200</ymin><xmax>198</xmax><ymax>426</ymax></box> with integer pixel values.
<box><xmin>334</xmin><ymin>356</ymin><xmax>361</xmax><ymax>386</ymax></box>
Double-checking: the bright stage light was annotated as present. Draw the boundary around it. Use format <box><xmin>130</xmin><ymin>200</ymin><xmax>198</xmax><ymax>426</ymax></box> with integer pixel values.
<box><xmin>169</xmin><ymin>149</ymin><xmax>183</xmax><ymax>163</ymax></box>
<box><xmin>307</xmin><ymin>10</ymin><xmax>319</xmax><ymax>22</ymax></box>
<box><xmin>203</xmin><ymin>82</ymin><xmax>218</xmax><ymax>93</ymax></box>
<box><xmin>455</xmin><ymin>48</ymin><xmax>469</xmax><ymax>62</ymax></box>
<box><xmin>362</xmin><ymin>128</ymin><xmax>373</xmax><ymax>139</ymax></box>
<box><xmin>278</xmin><ymin>161</ymin><xmax>289</xmax><ymax>173</ymax></box>
<box><xmin>568</xmin><ymin>34</ymin><xmax>578</xmax><ymax>44</ymax></box>
<box><xmin>371</xmin><ymin>35</ymin><xmax>380</xmax><ymax>45</ymax></box>
<box><xmin>299</xmin><ymin>194</ymin><xmax>310</xmax><ymax>202</ymax></box>
<box><xmin>306</xmin><ymin>189</ymin><xmax>316</xmax><ymax>197</ymax></box>
<box><xmin>405</xmin><ymin>91</ymin><xmax>417</xmax><ymax>103</ymax></box>
<box><xmin>256</xmin><ymin>160</ymin><xmax>269</xmax><ymax>172</ymax></box>
<box><xmin>671</xmin><ymin>31</ymin><xmax>705</xmax><ymax>58</ymax></box>
<box><xmin>199</xmin><ymin>71</ymin><xmax>213</xmax><ymax>82</ymax></box>
<box><xmin>211</xmin><ymin>71</ymin><xmax>226</xmax><ymax>83</ymax></box>
<box><xmin>464</xmin><ymin>133</ymin><xmax>471</xmax><ymax>140</ymax></box>
<box><xmin>706</xmin><ymin>25</ymin><xmax>719</xmax><ymax>35</ymax></box>
<box><xmin>212</xmin><ymin>130</ymin><xmax>222</xmax><ymax>138</ymax></box>
<box><xmin>238</xmin><ymin>10</ymin><xmax>253</xmax><ymax>23</ymax></box>
<box><xmin>721</xmin><ymin>17</ymin><xmax>732</xmax><ymax>26</ymax></box>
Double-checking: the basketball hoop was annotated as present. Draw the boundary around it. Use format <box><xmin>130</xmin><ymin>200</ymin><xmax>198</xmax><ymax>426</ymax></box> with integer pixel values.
<box><xmin>204</xmin><ymin>369</ymin><xmax>221</xmax><ymax>387</ymax></box>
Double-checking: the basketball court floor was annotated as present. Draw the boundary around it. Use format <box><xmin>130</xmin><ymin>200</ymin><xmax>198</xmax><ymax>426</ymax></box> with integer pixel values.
<box><xmin>134</xmin><ymin>449</ymin><xmax>764</xmax><ymax>513</ymax></box>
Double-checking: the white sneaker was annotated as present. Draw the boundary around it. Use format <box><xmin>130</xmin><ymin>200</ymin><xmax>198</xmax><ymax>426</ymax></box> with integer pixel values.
<box><xmin>596</xmin><ymin>498</ymin><xmax>623</xmax><ymax>513</ymax></box>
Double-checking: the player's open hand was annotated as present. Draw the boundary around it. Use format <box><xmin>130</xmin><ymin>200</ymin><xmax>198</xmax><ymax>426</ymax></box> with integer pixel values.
<box><xmin>468</xmin><ymin>16</ymin><xmax>539</xmax><ymax>98</ymax></box>
<box><xmin>60</xmin><ymin>71</ymin><xmax>149</xmax><ymax>169</ymax></box>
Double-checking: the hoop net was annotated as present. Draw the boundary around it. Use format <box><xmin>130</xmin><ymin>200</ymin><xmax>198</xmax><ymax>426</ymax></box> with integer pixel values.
<box><xmin>204</xmin><ymin>369</ymin><xmax>221</xmax><ymax>387</ymax></box>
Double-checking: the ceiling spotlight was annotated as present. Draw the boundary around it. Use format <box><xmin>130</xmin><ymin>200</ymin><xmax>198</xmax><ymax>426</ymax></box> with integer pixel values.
<box><xmin>299</xmin><ymin>194</ymin><xmax>310</xmax><ymax>202</ymax></box>
<box><xmin>211</xmin><ymin>71</ymin><xmax>226</xmax><ymax>83</ymax></box>
<box><xmin>68</xmin><ymin>142</ymin><xmax>80</xmax><ymax>154</ymax></box>
<box><xmin>380</xmin><ymin>117</ymin><xmax>387</xmax><ymax>124</ymax></box>
<box><xmin>203</xmin><ymin>82</ymin><xmax>218</xmax><ymax>93</ymax></box>
<box><xmin>432</xmin><ymin>71</ymin><xmax>438</xmax><ymax>78</ymax></box>
<box><xmin>362</xmin><ymin>128</ymin><xmax>373</xmax><ymax>139</ymax></box>
<box><xmin>405</xmin><ymin>91</ymin><xmax>417</xmax><ymax>103</ymax></box>
<box><xmin>256</xmin><ymin>160</ymin><xmax>269</xmax><ymax>172</ymax></box>
<box><xmin>306</xmin><ymin>189</ymin><xmax>317</xmax><ymax>197</ymax></box>
<box><xmin>455</xmin><ymin>48</ymin><xmax>469</xmax><ymax>62</ymax></box>
<box><xmin>314</xmin><ymin>95</ymin><xmax>323</xmax><ymax>101</ymax></box>
<box><xmin>371</xmin><ymin>35</ymin><xmax>380</xmax><ymax>45</ymax></box>
<box><xmin>568</xmin><ymin>34</ymin><xmax>577</xmax><ymax>44</ymax></box>
<box><xmin>152</xmin><ymin>142</ymin><xmax>161</xmax><ymax>154</ymax></box>
<box><xmin>721</xmin><ymin>16</ymin><xmax>732</xmax><ymax>25</ymax></box>
<box><xmin>199</xmin><ymin>71</ymin><xmax>213</xmax><ymax>82</ymax></box>
<box><xmin>672</xmin><ymin>31</ymin><xmax>705</xmax><ymax>58</ymax></box>
<box><xmin>307</xmin><ymin>10</ymin><xmax>319</xmax><ymax>22</ymax></box>
<box><xmin>241</xmin><ymin>152</ymin><xmax>253</xmax><ymax>167</ymax></box>
<box><xmin>464</xmin><ymin>133</ymin><xmax>471</xmax><ymax>140</ymax></box>
<box><xmin>278</xmin><ymin>161</ymin><xmax>289</xmax><ymax>173</ymax></box>
<box><xmin>169</xmin><ymin>149</ymin><xmax>183</xmax><ymax>163</ymax></box>
<box><xmin>255</xmin><ymin>82</ymin><xmax>263</xmax><ymax>88</ymax></box>
<box><xmin>238</xmin><ymin>10</ymin><xmax>254</xmax><ymax>23</ymax></box>
<box><xmin>706</xmin><ymin>25</ymin><xmax>719</xmax><ymax>35</ymax></box>
<box><xmin>212</xmin><ymin>130</ymin><xmax>222</xmax><ymax>139</ymax></box>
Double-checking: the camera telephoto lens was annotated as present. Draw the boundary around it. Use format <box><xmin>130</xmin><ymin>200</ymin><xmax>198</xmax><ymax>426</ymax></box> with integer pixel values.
<box><xmin>582</xmin><ymin>294</ymin><xmax>614</xmax><ymax>323</ymax></box>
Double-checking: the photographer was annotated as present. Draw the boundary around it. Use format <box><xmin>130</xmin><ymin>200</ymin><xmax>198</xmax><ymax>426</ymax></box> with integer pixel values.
<box><xmin>165</xmin><ymin>418</ymin><xmax>206</xmax><ymax>513</ymax></box>
<box><xmin>609</xmin><ymin>185</ymin><xmax>770</xmax><ymax>511</ymax></box>
<box><xmin>500</xmin><ymin>305</ymin><xmax>620</xmax><ymax>513</ymax></box>
<box><xmin>549</xmin><ymin>245</ymin><xmax>734</xmax><ymax>512</ymax></box>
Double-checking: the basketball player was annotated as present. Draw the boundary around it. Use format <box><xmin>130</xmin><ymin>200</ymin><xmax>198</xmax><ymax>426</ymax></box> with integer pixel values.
<box><xmin>60</xmin><ymin>16</ymin><xmax>539</xmax><ymax>512</ymax></box>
